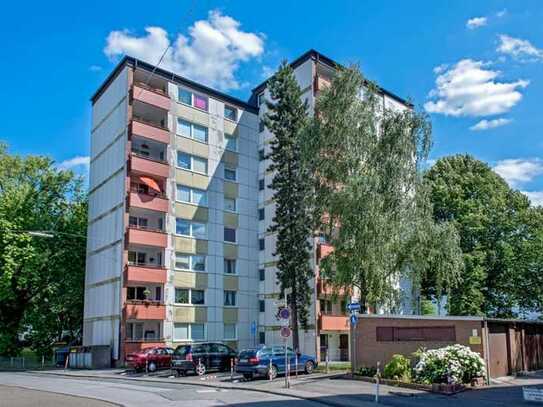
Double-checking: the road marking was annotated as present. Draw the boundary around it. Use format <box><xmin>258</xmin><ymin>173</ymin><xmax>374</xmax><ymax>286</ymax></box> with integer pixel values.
<box><xmin>196</xmin><ymin>389</ymin><xmax>218</xmax><ymax>393</ymax></box>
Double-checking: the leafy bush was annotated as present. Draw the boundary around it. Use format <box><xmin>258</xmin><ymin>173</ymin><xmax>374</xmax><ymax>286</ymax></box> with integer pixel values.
<box><xmin>383</xmin><ymin>354</ymin><xmax>412</xmax><ymax>382</ymax></box>
<box><xmin>358</xmin><ymin>366</ymin><xmax>377</xmax><ymax>377</ymax></box>
<box><xmin>414</xmin><ymin>344</ymin><xmax>486</xmax><ymax>384</ymax></box>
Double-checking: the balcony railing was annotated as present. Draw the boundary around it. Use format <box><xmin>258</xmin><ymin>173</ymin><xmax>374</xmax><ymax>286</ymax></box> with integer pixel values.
<box><xmin>132</xmin><ymin>115</ymin><xmax>168</xmax><ymax>132</ymax></box>
<box><xmin>133</xmin><ymin>84</ymin><xmax>171</xmax><ymax>110</ymax></box>
<box><xmin>134</xmin><ymin>81</ymin><xmax>168</xmax><ymax>97</ymax></box>
<box><xmin>126</xmin><ymin>227</ymin><xmax>167</xmax><ymax>248</ymax></box>
<box><xmin>130</xmin><ymin>153</ymin><xmax>169</xmax><ymax>179</ymax></box>
<box><xmin>319</xmin><ymin>314</ymin><xmax>349</xmax><ymax>331</ymax></box>
<box><xmin>125</xmin><ymin>264</ymin><xmax>167</xmax><ymax>284</ymax></box>
<box><xmin>124</xmin><ymin>302</ymin><xmax>166</xmax><ymax>320</ymax></box>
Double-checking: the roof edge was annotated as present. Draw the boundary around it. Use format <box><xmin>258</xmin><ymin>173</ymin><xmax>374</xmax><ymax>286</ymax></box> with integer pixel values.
<box><xmin>251</xmin><ymin>49</ymin><xmax>412</xmax><ymax>107</ymax></box>
<box><xmin>90</xmin><ymin>56</ymin><xmax>259</xmax><ymax>114</ymax></box>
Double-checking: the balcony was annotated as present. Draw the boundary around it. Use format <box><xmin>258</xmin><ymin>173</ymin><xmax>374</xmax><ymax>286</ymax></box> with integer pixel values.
<box><xmin>129</xmin><ymin>189</ymin><xmax>169</xmax><ymax>213</ymax></box>
<box><xmin>319</xmin><ymin>314</ymin><xmax>349</xmax><ymax>331</ymax></box>
<box><xmin>126</xmin><ymin>226</ymin><xmax>167</xmax><ymax>248</ymax></box>
<box><xmin>133</xmin><ymin>82</ymin><xmax>171</xmax><ymax>111</ymax></box>
<box><xmin>317</xmin><ymin>278</ymin><xmax>350</xmax><ymax>297</ymax></box>
<box><xmin>132</xmin><ymin>119</ymin><xmax>170</xmax><ymax>145</ymax></box>
<box><xmin>130</xmin><ymin>153</ymin><xmax>169</xmax><ymax>179</ymax></box>
<box><xmin>124</xmin><ymin>301</ymin><xmax>166</xmax><ymax>320</ymax></box>
<box><xmin>317</xmin><ymin>242</ymin><xmax>334</xmax><ymax>260</ymax></box>
<box><xmin>125</xmin><ymin>264</ymin><xmax>167</xmax><ymax>284</ymax></box>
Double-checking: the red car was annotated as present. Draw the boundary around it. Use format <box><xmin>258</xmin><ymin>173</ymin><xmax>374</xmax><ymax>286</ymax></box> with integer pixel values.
<box><xmin>126</xmin><ymin>346</ymin><xmax>174</xmax><ymax>372</ymax></box>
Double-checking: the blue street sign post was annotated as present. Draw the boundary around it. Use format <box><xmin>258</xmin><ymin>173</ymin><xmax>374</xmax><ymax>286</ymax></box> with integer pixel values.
<box><xmin>348</xmin><ymin>302</ymin><xmax>360</xmax><ymax>373</ymax></box>
<box><xmin>251</xmin><ymin>321</ymin><xmax>257</xmax><ymax>346</ymax></box>
<box><xmin>347</xmin><ymin>302</ymin><xmax>361</xmax><ymax>312</ymax></box>
<box><xmin>350</xmin><ymin>314</ymin><xmax>358</xmax><ymax>326</ymax></box>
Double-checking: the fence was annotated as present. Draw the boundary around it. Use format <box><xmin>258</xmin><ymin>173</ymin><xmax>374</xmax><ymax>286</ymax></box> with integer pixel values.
<box><xmin>0</xmin><ymin>355</ymin><xmax>56</xmax><ymax>370</ymax></box>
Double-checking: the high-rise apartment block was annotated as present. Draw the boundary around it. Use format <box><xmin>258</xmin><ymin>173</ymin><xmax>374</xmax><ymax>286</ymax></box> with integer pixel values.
<box><xmin>84</xmin><ymin>50</ymin><xmax>410</xmax><ymax>364</ymax></box>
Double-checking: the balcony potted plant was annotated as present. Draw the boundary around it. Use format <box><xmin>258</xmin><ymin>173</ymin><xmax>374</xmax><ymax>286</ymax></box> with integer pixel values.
<box><xmin>143</xmin><ymin>288</ymin><xmax>152</xmax><ymax>305</ymax></box>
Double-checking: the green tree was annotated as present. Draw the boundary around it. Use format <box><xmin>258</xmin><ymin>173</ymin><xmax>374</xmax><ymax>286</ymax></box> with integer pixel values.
<box><xmin>424</xmin><ymin>154</ymin><xmax>535</xmax><ymax>316</ymax></box>
<box><xmin>302</xmin><ymin>67</ymin><xmax>461</xmax><ymax>312</ymax></box>
<box><xmin>264</xmin><ymin>62</ymin><xmax>313</xmax><ymax>350</ymax></box>
<box><xmin>0</xmin><ymin>143</ymin><xmax>87</xmax><ymax>356</ymax></box>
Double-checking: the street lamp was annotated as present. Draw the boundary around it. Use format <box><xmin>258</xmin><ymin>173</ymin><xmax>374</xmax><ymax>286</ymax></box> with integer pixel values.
<box><xmin>27</xmin><ymin>231</ymin><xmax>55</xmax><ymax>238</ymax></box>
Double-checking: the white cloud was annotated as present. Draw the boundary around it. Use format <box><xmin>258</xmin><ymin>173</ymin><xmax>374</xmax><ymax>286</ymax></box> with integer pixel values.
<box><xmin>470</xmin><ymin>118</ymin><xmax>512</xmax><ymax>131</ymax></box>
<box><xmin>89</xmin><ymin>65</ymin><xmax>102</xmax><ymax>72</ymax></box>
<box><xmin>496</xmin><ymin>9</ymin><xmax>507</xmax><ymax>18</ymax></box>
<box><xmin>493</xmin><ymin>159</ymin><xmax>543</xmax><ymax>187</ymax></box>
<box><xmin>58</xmin><ymin>156</ymin><xmax>90</xmax><ymax>170</ymax></box>
<box><xmin>522</xmin><ymin>191</ymin><xmax>543</xmax><ymax>207</ymax></box>
<box><xmin>424</xmin><ymin>59</ymin><xmax>529</xmax><ymax>117</ymax></box>
<box><xmin>104</xmin><ymin>10</ymin><xmax>264</xmax><ymax>90</ymax></box>
<box><xmin>466</xmin><ymin>17</ymin><xmax>487</xmax><ymax>29</ymax></box>
<box><xmin>497</xmin><ymin>34</ymin><xmax>543</xmax><ymax>61</ymax></box>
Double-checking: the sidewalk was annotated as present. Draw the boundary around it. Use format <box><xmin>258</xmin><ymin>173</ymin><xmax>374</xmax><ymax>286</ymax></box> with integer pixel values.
<box><xmin>33</xmin><ymin>369</ymin><xmax>377</xmax><ymax>407</ymax></box>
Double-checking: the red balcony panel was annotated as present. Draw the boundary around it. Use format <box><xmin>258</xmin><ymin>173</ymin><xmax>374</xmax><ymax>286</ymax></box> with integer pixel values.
<box><xmin>132</xmin><ymin>120</ymin><xmax>170</xmax><ymax>145</ymax></box>
<box><xmin>129</xmin><ymin>191</ymin><xmax>169</xmax><ymax>213</ymax></box>
<box><xmin>133</xmin><ymin>84</ymin><xmax>171</xmax><ymax>110</ymax></box>
<box><xmin>320</xmin><ymin>314</ymin><xmax>349</xmax><ymax>331</ymax></box>
<box><xmin>126</xmin><ymin>227</ymin><xmax>167</xmax><ymax>248</ymax></box>
<box><xmin>317</xmin><ymin>243</ymin><xmax>334</xmax><ymax>260</ymax></box>
<box><xmin>317</xmin><ymin>278</ymin><xmax>350</xmax><ymax>297</ymax></box>
<box><xmin>124</xmin><ymin>341</ymin><xmax>165</xmax><ymax>355</ymax></box>
<box><xmin>124</xmin><ymin>302</ymin><xmax>166</xmax><ymax>320</ymax></box>
<box><xmin>131</xmin><ymin>154</ymin><xmax>169</xmax><ymax>179</ymax></box>
<box><xmin>125</xmin><ymin>265</ymin><xmax>167</xmax><ymax>284</ymax></box>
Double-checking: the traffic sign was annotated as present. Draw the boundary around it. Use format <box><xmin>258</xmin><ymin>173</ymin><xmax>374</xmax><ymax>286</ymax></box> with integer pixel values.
<box><xmin>350</xmin><ymin>314</ymin><xmax>358</xmax><ymax>326</ymax></box>
<box><xmin>279</xmin><ymin>307</ymin><xmax>290</xmax><ymax>320</ymax></box>
<box><xmin>280</xmin><ymin>326</ymin><xmax>291</xmax><ymax>338</ymax></box>
<box><xmin>250</xmin><ymin>321</ymin><xmax>257</xmax><ymax>335</ymax></box>
<box><xmin>347</xmin><ymin>303</ymin><xmax>361</xmax><ymax>312</ymax></box>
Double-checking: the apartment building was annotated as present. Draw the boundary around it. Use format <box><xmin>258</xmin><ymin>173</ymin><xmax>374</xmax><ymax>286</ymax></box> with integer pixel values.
<box><xmin>83</xmin><ymin>50</ymin><xmax>411</xmax><ymax>364</ymax></box>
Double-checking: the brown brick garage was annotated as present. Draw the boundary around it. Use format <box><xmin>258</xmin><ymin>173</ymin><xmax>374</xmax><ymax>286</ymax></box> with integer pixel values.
<box><xmin>351</xmin><ymin>315</ymin><xmax>543</xmax><ymax>379</ymax></box>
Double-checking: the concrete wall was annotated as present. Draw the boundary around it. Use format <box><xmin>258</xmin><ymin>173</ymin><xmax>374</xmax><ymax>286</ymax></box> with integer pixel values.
<box><xmin>84</xmin><ymin>66</ymin><xmax>129</xmax><ymax>360</ymax></box>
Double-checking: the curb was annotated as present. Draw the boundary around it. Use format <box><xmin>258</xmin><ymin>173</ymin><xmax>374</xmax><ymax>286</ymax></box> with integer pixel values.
<box><xmin>27</xmin><ymin>370</ymin><xmax>362</xmax><ymax>407</ymax></box>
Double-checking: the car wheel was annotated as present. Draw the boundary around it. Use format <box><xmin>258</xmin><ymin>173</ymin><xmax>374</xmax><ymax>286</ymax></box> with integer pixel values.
<box><xmin>269</xmin><ymin>365</ymin><xmax>278</xmax><ymax>380</ymax></box>
<box><xmin>196</xmin><ymin>363</ymin><xmax>206</xmax><ymax>376</ymax></box>
<box><xmin>243</xmin><ymin>373</ymin><xmax>253</xmax><ymax>380</ymax></box>
<box><xmin>147</xmin><ymin>361</ymin><xmax>157</xmax><ymax>373</ymax></box>
<box><xmin>304</xmin><ymin>361</ymin><xmax>314</xmax><ymax>374</ymax></box>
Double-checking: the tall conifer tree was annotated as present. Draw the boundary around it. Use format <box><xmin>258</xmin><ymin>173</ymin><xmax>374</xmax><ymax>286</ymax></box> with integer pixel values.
<box><xmin>264</xmin><ymin>62</ymin><xmax>313</xmax><ymax>351</ymax></box>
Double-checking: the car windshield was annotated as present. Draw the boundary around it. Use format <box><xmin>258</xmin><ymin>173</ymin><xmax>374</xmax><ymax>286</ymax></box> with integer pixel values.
<box><xmin>174</xmin><ymin>345</ymin><xmax>190</xmax><ymax>355</ymax></box>
<box><xmin>239</xmin><ymin>350</ymin><xmax>257</xmax><ymax>359</ymax></box>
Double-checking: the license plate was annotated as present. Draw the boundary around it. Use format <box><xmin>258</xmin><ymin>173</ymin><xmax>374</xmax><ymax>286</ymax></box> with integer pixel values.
<box><xmin>239</xmin><ymin>359</ymin><xmax>248</xmax><ymax>363</ymax></box>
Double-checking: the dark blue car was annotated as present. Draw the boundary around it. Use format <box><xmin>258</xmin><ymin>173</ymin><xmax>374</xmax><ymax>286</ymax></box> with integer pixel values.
<box><xmin>235</xmin><ymin>346</ymin><xmax>317</xmax><ymax>380</ymax></box>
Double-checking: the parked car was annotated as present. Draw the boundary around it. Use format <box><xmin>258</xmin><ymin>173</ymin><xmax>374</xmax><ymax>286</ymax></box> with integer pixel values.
<box><xmin>125</xmin><ymin>346</ymin><xmax>174</xmax><ymax>372</ymax></box>
<box><xmin>171</xmin><ymin>342</ymin><xmax>237</xmax><ymax>376</ymax></box>
<box><xmin>235</xmin><ymin>346</ymin><xmax>317</xmax><ymax>380</ymax></box>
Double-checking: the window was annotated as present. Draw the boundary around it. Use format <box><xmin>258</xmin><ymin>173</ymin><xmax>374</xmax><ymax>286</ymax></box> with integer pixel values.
<box><xmin>176</xmin><ymin>219</ymin><xmax>207</xmax><ymax>239</ymax></box>
<box><xmin>259</xmin><ymin>331</ymin><xmax>266</xmax><ymax>344</ymax></box>
<box><xmin>376</xmin><ymin>326</ymin><xmax>456</xmax><ymax>342</ymax></box>
<box><xmin>128</xmin><ymin>251</ymin><xmax>147</xmax><ymax>266</ymax></box>
<box><xmin>224</xmin><ymin>198</ymin><xmax>236</xmax><ymax>212</ymax></box>
<box><xmin>175</xmin><ymin>288</ymin><xmax>205</xmax><ymax>305</ymax></box>
<box><xmin>258</xmin><ymin>149</ymin><xmax>265</xmax><ymax>161</ymax></box>
<box><xmin>224</xmin><ymin>167</ymin><xmax>237</xmax><ymax>181</ymax></box>
<box><xmin>259</xmin><ymin>238</ymin><xmax>265</xmax><ymax>251</ymax></box>
<box><xmin>177</xmin><ymin>119</ymin><xmax>208</xmax><ymax>143</ymax></box>
<box><xmin>224</xmin><ymin>323</ymin><xmax>237</xmax><ymax>340</ymax></box>
<box><xmin>259</xmin><ymin>268</ymin><xmax>265</xmax><ymax>281</ymax></box>
<box><xmin>258</xmin><ymin>179</ymin><xmax>265</xmax><ymax>191</ymax></box>
<box><xmin>224</xmin><ymin>227</ymin><xmax>236</xmax><ymax>243</ymax></box>
<box><xmin>224</xmin><ymin>258</ymin><xmax>236</xmax><ymax>274</ymax></box>
<box><xmin>176</xmin><ymin>185</ymin><xmax>207</xmax><ymax>206</ymax></box>
<box><xmin>320</xmin><ymin>299</ymin><xmax>332</xmax><ymax>314</ymax></box>
<box><xmin>174</xmin><ymin>323</ymin><xmax>206</xmax><ymax>341</ymax></box>
<box><xmin>224</xmin><ymin>290</ymin><xmax>237</xmax><ymax>306</ymax></box>
<box><xmin>126</xmin><ymin>322</ymin><xmax>144</xmax><ymax>340</ymax></box>
<box><xmin>175</xmin><ymin>253</ymin><xmax>206</xmax><ymax>272</ymax></box>
<box><xmin>224</xmin><ymin>105</ymin><xmax>237</xmax><ymax>121</ymax></box>
<box><xmin>257</xmin><ymin>93</ymin><xmax>264</xmax><ymax>107</ymax></box>
<box><xmin>127</xmin><ymin>286</ymin><xmax>146</xmax><ymax>300</ymax></box>
<box><xmin>177</xmin><ymin>152</ymin><xmax>208</xmax><ymax>174</ymax></box>
<box><xmin>129</xmin><ymin>216</ymin><xmax>149</xmax><ymax>229</ymax></box>
<box><xmin>259</xmin><ymin>120</ymin><xmax>265</xmax><ymax>132</ymax></box>
<box><xmin>225</xmin><ymin>134</ymin><xmax>237</xmax><ymax>151</ymax></box>
<box><xmin>178</xmin><ymin>88</ymin><xmax>208</xmax><ymax>111</ymax></box>
<box><xmin>258</xmin><ymin>208</ymin><xmax>265</xmax><ymax>221</ymax></box>
<box><xmin>259</xmin><ymin>300</ymin><xmax>265</xmax><ymax>312</ymax></box>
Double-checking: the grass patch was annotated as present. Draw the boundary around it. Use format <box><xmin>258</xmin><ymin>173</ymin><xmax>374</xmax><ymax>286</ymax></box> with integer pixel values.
<box><xmin>316</xmin><ymin>361</ymin><xmax>351</xmax><ymax>372</ymax></box>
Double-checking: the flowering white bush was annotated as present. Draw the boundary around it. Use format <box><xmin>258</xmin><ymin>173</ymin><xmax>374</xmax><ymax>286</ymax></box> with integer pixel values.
<box><xmin>414</xmin><ymin>344</ymin><xmax>486</xmax><ymax>384</ymax></box>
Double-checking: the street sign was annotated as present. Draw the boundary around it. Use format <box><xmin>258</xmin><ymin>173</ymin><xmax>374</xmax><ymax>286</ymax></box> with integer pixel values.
<box><xmin>250</xmin><ymin>321</ymin><xmax>257</xmax><ymax>335</ymax></box>
<box><xmin>279</xmin><ymin>307</ymin><xmax>290</xmax><ymax>320</ymax></box>
<box><xmin>280</xmin><ymin>326</ymin><xmax>291</xmax><ymax>338</ymax></box>
<box><xmin>347</xmin><ymin>303</ymin><xmax>361</xmax><ymax>312</ymax></box>
<box><xmin>350</xmin><ymin>314</ymin><xmax>358</xmax><ymax>326</ymax></box>
<box><xmin>280</xmin><ymin>318</ymin><xmax>290</xmax><ymax>327</ymax></box>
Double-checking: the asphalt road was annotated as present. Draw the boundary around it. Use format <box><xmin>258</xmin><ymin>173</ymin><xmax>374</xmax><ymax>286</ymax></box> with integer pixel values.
<box><xmin>0</xmin><ymin>384</ymin><xmax>118</xmax><ymax>407</ymax></box>
<box><xmin>0</xmin><ymin>372</ymin><xmax>324</xmax><ymax>407</ymax></box>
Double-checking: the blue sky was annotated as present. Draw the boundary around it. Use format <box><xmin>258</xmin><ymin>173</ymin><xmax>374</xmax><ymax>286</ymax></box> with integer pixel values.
<box><xmin>1</xmin><ymin>1</ymin><xmax>542</xmax><ymax>202</ymax></box>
